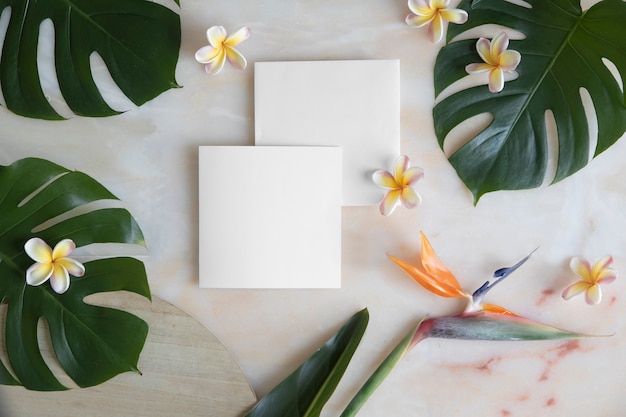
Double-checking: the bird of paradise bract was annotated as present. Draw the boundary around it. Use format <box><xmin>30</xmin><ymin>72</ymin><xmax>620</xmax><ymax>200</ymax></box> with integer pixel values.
<box><xmin>341</xmin><ymin>232</ymin><xmax>596</xmax><ymax>417</ymax></box>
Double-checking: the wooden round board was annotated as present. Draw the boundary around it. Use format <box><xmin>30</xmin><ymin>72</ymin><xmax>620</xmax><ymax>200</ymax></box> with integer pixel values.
<box><xmin>0</xmin><ymin>293</ymin><xmax>257</xmax><ymax>417</ymax></box>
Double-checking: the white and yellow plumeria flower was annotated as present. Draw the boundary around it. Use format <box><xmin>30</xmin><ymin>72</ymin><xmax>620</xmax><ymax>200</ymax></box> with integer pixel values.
<box><xmin>25</xmin><ymin>238</ymin><xmax>85</xmax><ymax>294</ymax></box>
<box><xmin>465</xmin><ymin>31</ymin><xmax>521</xmax><ymax>93</ymax></box>
<box><xmin>562</xmin><ymin>256</ymin><xmax>617</xmax><ymax>305</ymax></box>
<box><xmin>195</xmin><ymin>26</ymin><xmax>251</xmax><ymax>75</ymax></box>
<box><xmin>406</xmin><ymin>0</ymin><xmax>468</xmax><ymax>43</ymax></box>
<box><xmin>372</xmin><ymin>155</ymin><xmax>424</xmax><ymax>216</ymax></box>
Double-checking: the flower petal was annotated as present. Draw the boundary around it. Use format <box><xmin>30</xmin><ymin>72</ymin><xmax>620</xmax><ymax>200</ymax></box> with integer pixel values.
<box><xmin>406</xmin><ymin>13</ymin><xmax>435</xmax><ymax>27</ymax></box>
<box><xmin>373</xmin><ymin>170</ymin><xmax>400</xmax><ymax>189</ymax></box>
<box><xmin>592</xmin><ymin>255</ymin><xmax>613</xmax><ymax>275</ymax></box>
<box><xmin>418</xmin><ymin>232</ymin><xmax>465</xmax><ymax>296</ymax></box>
<box><xmin>561</xmin><ymin>281</ymin><xmax>590</xmax><ymax>300</ymax></box>
<box><xmin>491</xmin><ymin>32</ymin><xmax>509</xmax><ymax>59</ymax></box>
<box><xmin>207</xmin><ymin>26</ymin><xmax>227</xmax><ymax>47</ymax></box>
<box><xmin>52</xmin><ymin>239</ymin><xmax>76</xmax><ymax>260</ymax></box>
<box><xmin>25</xmin><ymin>238</ymin><xmax>52</xmax><ymax>263</ymax></box>
<box><xmin>440</xmin><ymin>8</ymin><xmax>468</xmax><ymax>24</ymax></box>
<box><xmin>499</xmin><ymin>50</ymin><xmax>521</xmax><ymax>71</ymax></box>
<box><xmin>195</xmin><ymin>45</ymin><xmax>221</xmax><ymax>64</ymax></box>
<box><xmin>597</xmin><ymin>269</ymin><xmax>617</xmax><ymax>284</ymax></box>
<box><xmin>393</xmin><ymin>155</ymin><xmax>410</xmax><ymax>180</ymax></box>
<box><xmin>401</xmin><ymin>187</ymin><xmax>421</xmax><ymax>208</ymax></box>
<box><xmin>224</xmin><ymin>46</ymin><xmax>247</xmax><ymax>70</ymax></box>
<box><xmin>428</xmin><ymin>13</ymin><xmax>444</xmax><ymax>43</ymax></box>
<box><xmin>225</xmin><ymin>26</ymin><xmax>251</xmax><ymax>46</ymax></box>
<box><xmin>408</xmin><ymin>0</ymin><xmax>434</xmax><ymax>16</ymax></box>
<box><xmin>570</xmin><ymin>257</ymin><xmax>593</xmax><ymax>283</ymax></box>
<box><xmin>380</xmin><ymin>190</ymin><xmax>401</xmax><ymax>216</ymax></box>
<box><xmin>482</xmin><ymin>304</ymin><xmax>519</xmax><ymax>316</ymax></box>
<box><xmin>388</xmin><ymin>253</ymin><xmax>466</xmax><ymax>298</ymax></box>
<box><xmin>488</xmin><ymin>68</ymin><xmax>505</xmax><ymax>93</ymax></box>
<box><xmin>465</xmin><ymin>63</ymin><xmax>493</xmax><ymax>74</ymax></box>
<box><xmin>585</xmin><ymin>284</ymin><xmax>602</xmax><ymax>305</ymax></box>
<box><xmin>50</xmin><ymin>264</ymin><xmax>70</xmax><ymax>294</ymax></box>
<box><xmin>476</xmin><ymin>38</ymin><xmax>494</xmax><ymax>65</ymax></box>
<box><xmin>402</xmin><ymin>166</ymin><xmax>424</xmax><ymax>187</ymax></box>
<box><xmin>430</xmin><ymin>0</ymin><xmax>450</xmax><ymax>8</ymax></box>
<box><xmin>205</xmin><ymin>51</ymin><xmax>226</xmax><ymax>75</ymax></box>
<box><xmin>26</xmin><ymin>262</ymin><xmax>53</xmax><ymax>286</ymax></box>
<box><xmin>57</xmin><ymin>257</ymin><xmax>85</xmax><ymax>277</ymax></box>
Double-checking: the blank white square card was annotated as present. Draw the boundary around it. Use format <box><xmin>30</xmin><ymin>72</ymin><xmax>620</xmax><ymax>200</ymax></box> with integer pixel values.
<box><xmin>198</xmin><ymin>146</ymin><xmax>342</xmax><ymax>288</ymax></box>
<box><xmin>255</xmin><ymin>60</ymin><xmax>400</xmax><ymax>206</ymax></box>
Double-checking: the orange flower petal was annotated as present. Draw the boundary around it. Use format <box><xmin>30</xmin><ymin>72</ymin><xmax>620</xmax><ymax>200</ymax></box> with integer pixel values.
<box><xmin>418</xmin><ymin>232</ymin><xmax>465</xmax><ymax>296</ymax></box>
<box><xmin>482</xmin><ymin>303</ymin><xmax>519</xmax><ymax>317</ymax></box>
<box><xmin>388</xmin><ymin>253</ymin><xmax>466</xmax><ymax>298</ymax></box>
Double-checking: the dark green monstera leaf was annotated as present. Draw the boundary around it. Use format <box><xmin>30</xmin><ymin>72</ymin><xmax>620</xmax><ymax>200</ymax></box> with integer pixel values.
<box><xmin>0</xmin><ymin>0</ymin><xmax>180</xmax><ymax>119</ymax></box>
<box><xmin>0</xmin><ymin>158</ymin><xmax>150</xmax><ymax>391</ymax></box>
<box><xmin>434</xmin><ymin>0</ymin><xmax>626</xmax><ymax>202</ymax></box>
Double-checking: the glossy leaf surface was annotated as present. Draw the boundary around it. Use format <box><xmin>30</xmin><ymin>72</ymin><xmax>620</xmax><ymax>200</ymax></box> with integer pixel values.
<box><xmin>434</xmin><ymin>0</ymin><xmax>626</xmax><ymax>202</ymax></box>
<box><xmin>0</xmin><ymin>158</ymin><xmax>150</xmax><ymax>390</ymax></box>
<box><xmin>0</xmin><ymin>0</ymin><xmax>180</xmax><ymax>119</ymax></box>
<box><xmin>245</xmin><ymin>309</ymin><xmax>369</xmax><ymax>417</ymax></box>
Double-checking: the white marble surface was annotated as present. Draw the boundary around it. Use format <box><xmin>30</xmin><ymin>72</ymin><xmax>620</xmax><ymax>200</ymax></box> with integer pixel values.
<box><xmin>1</xmin><ymin>0</ymin><xmax>625</xmax><ymax>416</ymax></box>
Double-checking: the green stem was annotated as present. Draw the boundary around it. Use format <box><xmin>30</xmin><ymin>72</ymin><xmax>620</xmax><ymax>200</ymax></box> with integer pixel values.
<box><xmin>340</xmin><ymin>318</ymin><xmax>427</xmax><ymax>417</ymax></box>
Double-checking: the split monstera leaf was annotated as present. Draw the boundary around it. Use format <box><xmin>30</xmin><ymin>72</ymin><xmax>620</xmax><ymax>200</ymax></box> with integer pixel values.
<box><xmin>433</xmin><ymin>0</ymin><xmax>626</xmax><ymax>202</ymax></box>
<box><xmin>0</xmin><ymin>0</ymin><xmax>180</xmax><ymax>119</ymax></box>
<box><xmin>0</xmin><ymin>158</ymin><xmax>150</xmax><ymax>390</ymax></box>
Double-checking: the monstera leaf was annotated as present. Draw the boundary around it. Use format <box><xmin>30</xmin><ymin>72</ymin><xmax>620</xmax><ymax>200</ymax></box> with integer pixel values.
<box><xmin>0</xmin><ymin>158</ymin><xmax>150</xmax><ymax>391</ymax></box>
<box><xmin>433</xmin><ymin>0</ymin><xmax>626</xmax><ymax>202</ymax></box>
<box><xmin>0</xmin><ymin>0</ymin><xmax>180</xmax><ymax>119</ymax></box>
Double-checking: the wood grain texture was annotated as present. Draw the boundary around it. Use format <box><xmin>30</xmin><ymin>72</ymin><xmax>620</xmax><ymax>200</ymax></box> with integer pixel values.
<box><xmin>0</xmin><ymin>293</ymin><xmax>256</xmax><ymax>417</ymax></box>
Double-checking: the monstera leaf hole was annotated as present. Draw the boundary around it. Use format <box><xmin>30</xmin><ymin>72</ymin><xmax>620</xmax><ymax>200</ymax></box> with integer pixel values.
<box><xmin>33</xmin><ymin>316</ymin><xmax>79</xmax><ymax>389</ymax></box>
<box><xmin>441</xmin><ymin>112</ymin><xmax>493</xmax><ymax>156</ymax></box>
<box><xmin>33</xmin><ymin>18</ymin><xmax>137</xmax><ymax>119</ymax></box>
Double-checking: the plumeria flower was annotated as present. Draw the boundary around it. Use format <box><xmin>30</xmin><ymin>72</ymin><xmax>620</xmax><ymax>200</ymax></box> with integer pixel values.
<box><xmin>465</xmin><ymin>31</ymin><xmax>521</xmax><ymax>93</ymax></box>
<box><xmin>372</xmin><ymin>155</ymin><xmax>424</xmax><ymax>216</ymax></box>
<box><xmin>562</xmin><ymin>256</ymin><xmax>617</xmax><ymax>305</ymax></box>
<box><xmin>195</xmin><ymin>26</ymin><xmax>251</xmax><ymax>75</ymax></box>
<box><xmin>405</xmin><ymin>0</ymin><xmax>468</xmax><ymax>43</ymax></box>
<box><xmin>25</xmin><ymin>238</ymin><xmax>85</xmax><ymax>294</ymax></box>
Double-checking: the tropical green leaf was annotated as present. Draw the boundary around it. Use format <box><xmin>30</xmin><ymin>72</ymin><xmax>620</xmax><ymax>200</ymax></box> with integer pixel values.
<box><xmin>341</xmin><ymin>318</ymin><xmax>425</xmax><ymax>417</ymax></box>
<box><xmin>245</xmin><ymin>309</ymin><xmax>369</xmax><ymax>417</ymax></box>
<box><xmin>434</xmin><ymin>0</ymin><xmax>626</xmax><ymax>202</ymax></box>
<box><xmin>0</xmin><ymin>0</ymin><xmax>180</xmax><ymax>119</ymax></box>
<box><xmin>0</xmin><ymin>158</ymin><xmax>150</xmax><ymax>391</ymax></box>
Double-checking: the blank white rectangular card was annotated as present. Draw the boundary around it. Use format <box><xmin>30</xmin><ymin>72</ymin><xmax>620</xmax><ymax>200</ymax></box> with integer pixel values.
<box><xmin>198</xmin><ymin>146</ymin><xmax>341</xmax><ymax>288</ymax></box>
<box><xmin>254</xmin><ymin>60</ymin><xmax>400</xmax><ymax>206</ymax></box>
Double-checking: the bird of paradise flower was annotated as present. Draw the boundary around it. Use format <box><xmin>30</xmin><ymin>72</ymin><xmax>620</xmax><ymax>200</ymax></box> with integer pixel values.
<box><xmin>340</xmin><ymin>232</ymin><xmax>599</xmax><ymax>417</ymax></box>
